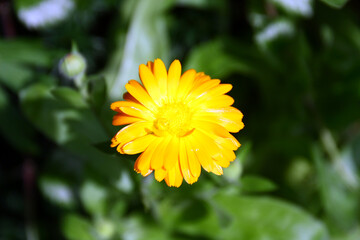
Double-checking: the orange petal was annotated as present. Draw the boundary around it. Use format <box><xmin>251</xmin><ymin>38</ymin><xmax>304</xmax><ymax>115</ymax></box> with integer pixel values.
<box><xmin>112</xmin><ymin>113</ymin><xmax>142</xmax><ymax>126</ymax></box>
<box><xmin>125</xmin><ymin>80</ymin><xmax>157</xmax><ymax>111</ymax></box>
<box><xmin>135</xmin><ymin>139</ymin><xmax>161</xmax><ymax>176</ymax></box>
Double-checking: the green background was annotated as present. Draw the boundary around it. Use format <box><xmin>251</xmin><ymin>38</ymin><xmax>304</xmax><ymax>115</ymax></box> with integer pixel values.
<box><xmin>1</xmin><ymin>0</ymin><xmax>360</xmax><ymax>239</ymax></box>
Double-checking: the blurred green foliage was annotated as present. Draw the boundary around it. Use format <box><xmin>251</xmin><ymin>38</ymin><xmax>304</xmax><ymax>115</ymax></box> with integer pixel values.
<box><xmin>1</xmin><ymin>0</ymin><xmax>360</xmax><ymax>239</ymax></box>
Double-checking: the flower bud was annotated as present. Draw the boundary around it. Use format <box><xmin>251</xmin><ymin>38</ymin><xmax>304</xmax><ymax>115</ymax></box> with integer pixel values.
<box><xmin>59</xmin><ymin>52</ymin><xmax>86</xmax><ymax>79</ymax></box>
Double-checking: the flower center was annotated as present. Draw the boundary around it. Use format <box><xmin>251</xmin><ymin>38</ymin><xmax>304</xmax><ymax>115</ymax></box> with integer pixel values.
<box><xmin>153</xmin><ymin>103</ymin><xmax>193</xmax><ymax>137</ymax></box>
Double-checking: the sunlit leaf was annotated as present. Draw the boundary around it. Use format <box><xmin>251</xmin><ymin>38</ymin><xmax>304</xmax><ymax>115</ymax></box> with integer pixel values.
<box><xmin>107</xmin><ymin>0</ymin><xmax>174</xmax><ymax>100</ymax></box>
<box><xmin>270</xmin><ymin>0</ymin><xmax>313</xmax><ymax>17</ymax></box>
<box><xmin>80</xmin><ymin>181</ymin><xmax>108</xmax><ymax>216</ymax></box>
<box><xmin>39</xmin><ymin>176</ymin><xmax>75</xmax><ymax>208</ymax></box>
<box><xmin>62</xmin><ymin>214</ymin><xmax>95</xmax><ymax>240</ymax></box>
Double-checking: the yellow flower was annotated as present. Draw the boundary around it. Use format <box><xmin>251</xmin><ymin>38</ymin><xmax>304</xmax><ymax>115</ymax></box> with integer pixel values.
<box><xmin>111</xmin><ymin>59</ymin><xmax>244</xmax><ymax>187</ymax></box>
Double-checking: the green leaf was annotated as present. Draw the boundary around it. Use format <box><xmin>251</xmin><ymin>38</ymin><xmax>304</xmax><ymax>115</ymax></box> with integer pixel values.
<box><xmin>157</xmin><ymin>197</ymin><xmax>221</xmax><ymax>238</ymax></box>
<box><xmin>62</xmin><ymin>214</ymin><xmax>95</xmax><ymax>240</ymax></box>
<box><xmin>0</xmin><ymin>86</ymin><xmax>39</xmax><ymax>154</ymax></box>
<box><xmin>320</xmin><ymin>0</ymin><xmax>349</xmax><ymax>8</ymax></box>
<box><xmin>213</xmin><ymin>194</ymin><xmax>329</xmax><ymax>240</ymax></box>
<box><xmin>185</xmin><ymin>39</ymin><xmax>255</xmax><ymax>79</ymax></box>
<box><xmin>51</xmin><ymin>87</ymin><xmax>88</xmax><ymax>109</ymax></box>
<box><xmin>313</xmin><ymin>145</ymin><xmax>359</xmax><ymax>234</ymax></box>
<box><xmin>0</xmin><ymin>60</ymin><xmax>33</xmax><ymax>91</ymax></box>
<box><xmin>120</xmin><ymin>214</ymin><xmax>171</xmax><ymax>240</ymax></box>
<box><xmin>0</xmin><ymin>39</ymin><xmax>53</xmax><ymax>67</ymax></box>
<box><xmin>39</xmin><ymin>176</ymin><xmax>75</xmax><ymax>208</ymax></box>
<box><xmin>240</xmin><ymin>175</ymin><xmax>277</xmax><ymax>193</ymax></box>
<box><xmin>80</xmin><ymin>181</ymin><xmax>107</xmax><ymax>215</ymax></box>
<box><xmin>20</xmin><ymin>83</ymin><xmax>123</xmax><ymax>181</ymax></box>
<box><xmin>20</xmin><ymin>83</ymin><xmax>107</xmax><ymax>145</ymax></box>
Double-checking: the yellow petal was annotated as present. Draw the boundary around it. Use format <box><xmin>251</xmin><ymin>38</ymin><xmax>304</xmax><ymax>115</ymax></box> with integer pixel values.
<box><xmin>192</xmin><ymin>120</ymin><xmax>232</xmax><ymax>138</ymax></box>
<box><xmin>203</xmin><ymin>95</ymin><xmax>234</xmax><ymax>108</ymax></box>
<box><xmin>111</xmin><ymin>121</ymin><xmax>151</xmax><ymax>148</ymax></box>
<box><xmin>125</xmin><ymin>80</ymin><xmax>157</xmax><ymax>111</ymax></box>
<box><xmin>167</xmin><ymin>59</ymin><xmax>181</xmax><ymax>101</ymax></box>
<box><xmin>150</xmin><ymin>136</ymin><xmax>172</xmax><ymax>170</ymax></box>
<box><xmin>153</xmin><ymin>59</ymin><xmax>168</xmax><ymax>99</ymax></box>
<box><xmin>134</xmin><ymin>153</ymin><xmax>153</xmax><ymax>177</ymax></box>
<box><xmin>155</xmin><ymin>168</ymin><xmax>167</xmax><ymax>182</ymax></box>
<box><xmin>165</xmin><ymin>162</ymin><xmax>183</xmax><ymax>187</ymax></box>
<box><xmin>184</xmin><ymin>139</ymin><xmax>201</xmax><ymax>178</ymax></box>
<box><xmin>139</xmin><ymin>64</ymin><xmax>161</xmax><ymax>104</ymax></box>
<box><xmin>163</xmin><ymin>137</ymin><xmax>179</xmax><ymax>170</ymax></box>
<box><xmin>187</xmin><ymin>133</ymin><xmax>223</xmax><ymax>175</ymax></box>
<box><xmin>186</xmin><ymin>79</ymin><xmax>220</xmax><ymax>102</ymax></box>
<box><xmin>122</xmin><ymin>134</ymin><xmax>156</xmax><ymax>154</ymax></box>
<box><xmin>179</xmin><ymin>138</ymin><xmax>195</xmax><ymax>184</ymax></box>
<box><xmin>119</xmin><ymin>106</ymin><xmax>155</xmax><ymax>121</ymax></box>
<box><xmin>194</xmin><ymin>107</ymin><xmax>244</xmax><ymax>133</ymax></box>
<box><xmin>177</xmin><ymin>69</ymin><xmax>196</xmax><ymax>100</ymax></box>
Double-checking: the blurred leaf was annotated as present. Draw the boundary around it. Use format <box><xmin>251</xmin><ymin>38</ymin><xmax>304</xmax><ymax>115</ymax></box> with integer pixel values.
<box><xmin>14</xmin><ymin>0</ymin><xmax>43</xmax><ymax>9</ymax></box>
<box><xmin>240</xmin><ymin>175</ymin><xmax>277</xmax><ymax>193</ymax></box>
<box><xmin>223</xmin><ymin>158</ymin><xmax>242</xmax><ymax>182</ymax></box>
<box><xmin>313</xmin><ymin>145</ymin><xmax>359</xmax><ymax>234</ymax></box>
<box><xmin>320</xmin><ymin>0</ymin><xmax>349</xmax><ymax>8</ymax></box>
<box><xmin>270</xmin><ymin>0</ymin><xmax>313</xmax><ymax>17</ymax></box>
<box><xmin>88</xmin><ymin>76</ymin><xmax>107</xmax><ymax>114</ymax></box>
<box><xmin>94</xmin><ymin>218</ymin><xmax>115</xmax><ymax>239</ymax></box>
<box><xmin>80</xmin><ymin>181</ymin><xmax>107</xmax><ymax>215</ymax></box>
<box><xmin>20</xmin><ymin>83</ymin><xmax>124</xmax><ymax>181</ymax></box>
<box><xmin>157</xmin><ymin>197</ymin><xmax>221</xmax><ymax>238</ymax></box>
<box><xmin>0</xmin><ymin>60</ymin><xmax>32</xmax><ymax>91</ymax></box>
<box><xmin>175</xmin><ymin>0</ymin><xmax>223</xmax><ymax>8</ymax></box>
<box><xmin>0</xmin><ymin>39</ymin><xmax>53</xmax><ymax>67</ymax></box>
<box><xmin>213</xmin><ymin>194</ymin><xmax>329</xmax><ymax>240</ymax></box>
<box><xmin>0</xmin><ymin>86</ymin><xmax>39</xmax><ymax>154</ymax></box>
<box><xmin>255</xmin><ymin>18</ymin><xmax>295</xmax><ymax>49</ymax></box>
<box><xmin>107</xmin><ymin>0</ymin><xmax>174</xmax><ymax>100</ymax></box>
<box><xmin>62</xmin><ymin>214</ymin><xmax>95</xmax><ymax>240</ymax></box>
<box><xmin>39</xmin><ymin>176</ymin><xmax>75</xmax><ymax>208</ymax></box>
<box><xmin>185</xmin><ymin>39</ymin><xmax>255</xmax><ymax>79</ymax></box>
<box><xmin>20</xmin><ymin>83</ymin><xmax>107</xmax><ymax>144</ymax></box>
<box><xmin>51</xmin><ymin>87</ymin><xmax>88</xmax><ymax>108</ymax></box>
<box><xmin>120</xmin><ymin>214</ymin><xmax>169</xmax><ymax>240</ymax></box>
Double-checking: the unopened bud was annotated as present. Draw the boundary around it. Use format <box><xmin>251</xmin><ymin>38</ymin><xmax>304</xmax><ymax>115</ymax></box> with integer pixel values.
<box><xmin>59</xmin><ymin>52</ymin><xmax>86</xmax><ymax>79</ymax></box>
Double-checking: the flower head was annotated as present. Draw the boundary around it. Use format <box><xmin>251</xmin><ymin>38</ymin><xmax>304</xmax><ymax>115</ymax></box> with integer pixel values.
<box><xmin>111</xmin><ymin>59</ymin><xmax>244</xmax><ymax>187</ymax></box>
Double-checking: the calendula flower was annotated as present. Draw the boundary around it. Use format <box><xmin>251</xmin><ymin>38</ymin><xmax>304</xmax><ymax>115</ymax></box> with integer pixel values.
<box><xmin>111</xmin><ymin>59</ymin><xmax>244</xmax><ymax>187</ymax></box>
